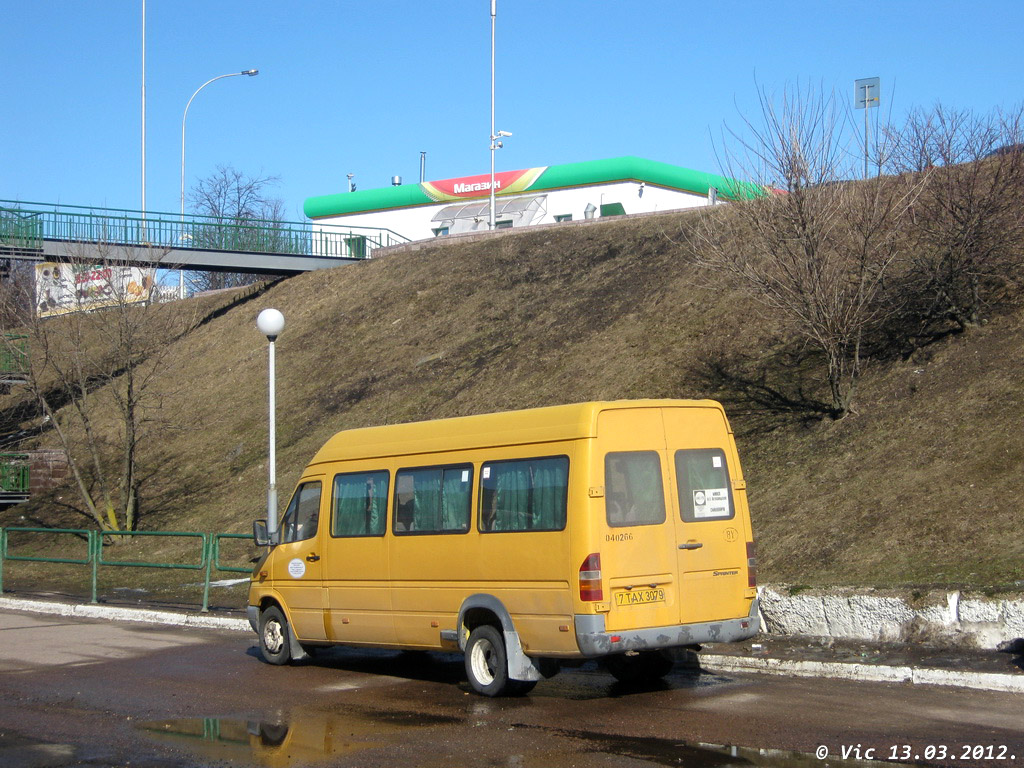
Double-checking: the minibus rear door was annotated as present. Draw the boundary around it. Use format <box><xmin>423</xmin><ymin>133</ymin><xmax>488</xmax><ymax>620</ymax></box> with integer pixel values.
<box><xmin>663</xmin><ymin>409</ymin><xmax>749</xmax><ymax>626</ymax></box>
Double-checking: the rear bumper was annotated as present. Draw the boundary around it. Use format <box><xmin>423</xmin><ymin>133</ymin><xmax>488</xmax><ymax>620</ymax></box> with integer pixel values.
<box><xmin>574</xmin><ymin>598</ymin><xmax>760</xmax><ymax>657</ymax></box>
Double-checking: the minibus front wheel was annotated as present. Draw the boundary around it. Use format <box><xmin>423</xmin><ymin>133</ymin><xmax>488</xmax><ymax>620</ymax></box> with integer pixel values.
<box><xmin>464</xmin><ymin>625</ymin><xmax>536</xmax><ymax>697</ymax></box>
<box><xmin>258</xmin><ymin>606</ymin><xmax>292</xmax><ymax>665</ymax></box>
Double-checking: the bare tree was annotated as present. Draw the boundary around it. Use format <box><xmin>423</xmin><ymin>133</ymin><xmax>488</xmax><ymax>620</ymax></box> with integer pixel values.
<box><xmin>885</xmin><ymin>104</ymin><xmax>1024</xmax><ymax>338</ymax></box>
<box><xmin>690</xmin><ymin>83</ymin><xmax>922</xmax><ymax>418</ymax></box>
<box><xmin>1</xmin><ymin>248</ymin><xmax>195</xmax><ymax>531</ymax></box>
<box><xmin>186</xmin><ymin>165</ymin><xmax>289</xmax><ymax>293</ymax></box>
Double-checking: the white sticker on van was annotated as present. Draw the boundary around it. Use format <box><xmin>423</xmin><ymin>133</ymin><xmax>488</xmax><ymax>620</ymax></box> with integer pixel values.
<box><xmin>288</xmin><ymin>558</ymin><xmax>306</xmax><ymax>579</ymax></box>
<box><xmin>712</xmin><ymin>455</ymin><xmax>723</xmax><ymax>468</ymax></box>
<box><xmin>483</xmin><ymin>467</ymin><xmax>491</xmax><ymax>479</ymax></box>
<box><xmin>693</xmin><ymin>488</ymin><xmax>730</xmax><ymax>518</ymax></box>
<box><xmin>461</xmin><ymin>470</ymin><xmax>470</xmax><ymax>483</ymax></box>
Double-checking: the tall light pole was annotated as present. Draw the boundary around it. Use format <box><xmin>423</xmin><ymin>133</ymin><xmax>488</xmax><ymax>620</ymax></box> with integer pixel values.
<box><xmin>487</xmin><ymin>0</ymin><xmax>512</xmax><ymax>230</ymax></box>
<box><xmin>257</xmin><ymin>308</ymin><xmax>285</xmax><ymax>542</ymax></box>
<box><xmin>180</xmin><ymin>68</ymin><xmax>259</xmax><ymax>297</ymax></box>
<box><xmin>141</xmin><ymin>0</ymin><xmax>146</xmax><ymax>224</ymax></box>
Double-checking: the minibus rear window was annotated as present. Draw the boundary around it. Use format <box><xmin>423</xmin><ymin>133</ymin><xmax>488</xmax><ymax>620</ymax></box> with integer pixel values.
<box><xmin>604</xmin><ymin>452</ymin><xmax>666</xmax><ymax>528</ymax></box>
<box><xmin>479</xmin><ymin>456</ymin><xmax>568</xmax><ymax>532</ymax></box>
<box><xmin>332</xmin><ymin>470</ymin><xmax>389</xmax><ymax>537</ymax></box>
<box><xmin>393</xmin><ymin>465</ymin><xmax>472</xmax><ymax>535</ymax></box>
<box><xmin>675</xmin><ymin>449</ymin><xmax>734</xmax><ymax>522</ymax></box>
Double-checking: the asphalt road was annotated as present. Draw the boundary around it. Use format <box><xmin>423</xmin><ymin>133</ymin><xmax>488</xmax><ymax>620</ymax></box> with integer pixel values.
<box><xmin>0</xmin><ymin>610</ymin><xmax>1021</xmax><ymax>768</ymax></box>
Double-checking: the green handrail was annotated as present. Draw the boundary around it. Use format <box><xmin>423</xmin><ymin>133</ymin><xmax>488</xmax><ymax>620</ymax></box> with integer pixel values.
<box><xmin>0</xmin><ymin>199</ymin><xmax>410</xmax><ymax>260</ymax></box>
<box><xmin>0</xmin><ymin>527</ymin><xmax>255</xmax><ymax>612</ymax></box>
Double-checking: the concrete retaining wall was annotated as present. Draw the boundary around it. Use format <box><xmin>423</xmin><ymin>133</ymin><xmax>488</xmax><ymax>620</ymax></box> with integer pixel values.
<box><xmin>759</xmin><ymin>585</ymin><xmax>1024</xmax><ymax>649</ymax></box>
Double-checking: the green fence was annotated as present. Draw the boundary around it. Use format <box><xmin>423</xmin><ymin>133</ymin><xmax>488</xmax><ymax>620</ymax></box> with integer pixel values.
<box><xmin>0</xmin><ymin>334</ymin><xmax>29</xmax><ymax>379</ymax></box>
<box><xmin>0</xmin><ymin>527</ymin><xmax>255</xmax><ymax>612</ymax></box>
<box><xmin>0</xmin><ymin>454</ymin><xmax>30</xmax><ymax>496</ymax></box>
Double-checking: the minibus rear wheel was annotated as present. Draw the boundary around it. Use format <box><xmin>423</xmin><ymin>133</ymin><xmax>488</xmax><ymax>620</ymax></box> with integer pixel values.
<box><xmin>258</xmin><ymin>606</ymin><xmax>292</xmax><ymax>665</ymax></box>
<box><xmin>464</xmin><ymin>625</ymin><xmax>536</xmax><ymax>697</ymax></box>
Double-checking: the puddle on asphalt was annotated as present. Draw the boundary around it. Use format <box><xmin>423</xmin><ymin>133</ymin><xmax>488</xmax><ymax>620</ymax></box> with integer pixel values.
<box><xmin>139</xmin><ymin>708</ymin><xmax>462</xmax><ymax>767</ymax></box>
<box><xmin>139</xmin><ymin>710</ymin><xmax>904</xmax><ymax>768</ymax></box>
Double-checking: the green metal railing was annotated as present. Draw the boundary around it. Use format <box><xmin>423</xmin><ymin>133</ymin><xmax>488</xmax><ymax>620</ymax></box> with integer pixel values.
<box><xmin>0</xmin><ymin>209</ymin><xmax>43</xmax><ymax>251</ymax></box>
<box><xmin>0</xmin><ymin>334</ymin><xmax>29</xmax><ymax>378</ymax></box>
<box><xmin>0</xmin><ymin>454</ymin><xmax>30</xmax><ymax>496</ymax></box>
<box><xmin>0</xmin><ymin>527</ymin><xmax>255</xmax><ymax>612</ymax></box>
<box><xmin>0</xmin><ymin>200</ymin><xmax>410</xmax><ymax>260</ymax></box>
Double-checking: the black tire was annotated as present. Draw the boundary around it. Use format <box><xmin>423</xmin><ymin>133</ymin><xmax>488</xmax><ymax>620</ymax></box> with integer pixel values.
<box><xmin>603</xmin><ymin>650</ymin><xmax>674</xmax><ymax>683</ymax></box>
<box><xmin>464</xmin><ymin>625</ymin><xmax>537</xmax><ymax>697</ymax></box>
<box><xmin>258</xmin><ymin>606</ymin><xmax>292</xmax><ymax>665</ymax></box>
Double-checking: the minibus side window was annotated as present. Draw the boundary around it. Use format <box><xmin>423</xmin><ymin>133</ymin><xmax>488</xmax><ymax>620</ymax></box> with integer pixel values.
<box><xmin>281</xmin><ymin>481</ymin><xmax>322</xmax><ymax>543</ymax></box>
<box><xmin>675</xmin><ymin>449</ymin><xmax>734</xmax><ymax>522</ymax></box>
<box><xmin>332</xmin><ymin>470</ymin><xmax>389</xmax><ymax>537</ymax></box>
<box><xmin>479</xmin><ymin>456</ymin><xmax>569</xmax><ymax>532</ymax></box>
<box><xmin>604</xmin><ymin>452</ymin><xmax>666</xmax><ymax>527</ymax></box>
<box><xmin>393</xmin><ymin>465</ymin><xmax>472</xmax><ymax>534</ymax></box>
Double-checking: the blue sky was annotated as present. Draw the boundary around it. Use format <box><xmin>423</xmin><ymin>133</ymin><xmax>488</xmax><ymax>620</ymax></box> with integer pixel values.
<box><xmin>3</xmin><ymin>1</ymin><xmax>1022</xmax><ymax>221</ymax></box>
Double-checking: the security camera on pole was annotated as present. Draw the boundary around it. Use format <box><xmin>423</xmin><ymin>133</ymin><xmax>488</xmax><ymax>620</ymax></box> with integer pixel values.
<box><xmin>257</xmin><ymin>308</ymin><xmax>285</xmax><ymax>543</ymax></box>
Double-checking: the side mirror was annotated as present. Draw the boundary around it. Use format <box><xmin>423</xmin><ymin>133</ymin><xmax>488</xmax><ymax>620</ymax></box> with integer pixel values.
<box><xmin>253</xmin><ymin>519</ymin><xmax>270</xmax><ymax>547</ymax></box>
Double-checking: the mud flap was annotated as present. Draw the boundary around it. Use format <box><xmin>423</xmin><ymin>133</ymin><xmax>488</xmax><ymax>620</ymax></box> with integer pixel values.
<box><xmin>504</xmin><ymin>629</ymin><xmax>543</xmax><ymax>682</ymax></box>
<box><xmin>288</xmin><ymin>623</ymin><xmax>309</xmax><ymax>662</ymax></box>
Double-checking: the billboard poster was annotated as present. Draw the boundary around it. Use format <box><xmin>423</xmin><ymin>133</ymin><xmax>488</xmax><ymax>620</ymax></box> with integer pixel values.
<box><xmin>420</xmin><ymin>166</ymin><xmax>547</xmax><ymax>202</ymax></box>
<box><xmin>35</xmin><ymin>263</ymin><xmax>154</xmax><ymax>318</ymax></box>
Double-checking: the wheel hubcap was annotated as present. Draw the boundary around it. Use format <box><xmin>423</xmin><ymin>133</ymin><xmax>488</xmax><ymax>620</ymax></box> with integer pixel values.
<box><xmin>470</xmin><ymin>639</ymin><xmax>497</xmax><ymax>685</ymax></box>
<box><xmin>264</xmin><ymin>619</ymin><xmax>285</xmax><ymax>654</ymax></box>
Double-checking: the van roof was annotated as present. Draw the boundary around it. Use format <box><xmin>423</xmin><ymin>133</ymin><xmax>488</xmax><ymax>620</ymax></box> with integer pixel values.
<box><xmin>307</xmin><ymin>399</ymin><xmax>724</xmax><ymax>466</ymax></box>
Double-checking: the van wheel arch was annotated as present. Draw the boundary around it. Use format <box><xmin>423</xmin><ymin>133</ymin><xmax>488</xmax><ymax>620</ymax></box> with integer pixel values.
<box><xmin>456</xmin><ymin>595</ymin><xmax>551</xmax><ymax>691</ymax></box>
<box><xmin>256</xmin><ymin>599</ymin><xmax>309</xmax><ymax>664</ymax></box>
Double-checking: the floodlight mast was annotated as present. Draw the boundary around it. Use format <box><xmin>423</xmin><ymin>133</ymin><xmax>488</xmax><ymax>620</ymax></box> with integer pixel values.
<box><xmin>855</xmin><ymin>77</ymin><xmax>880</xmax><ymax>179</ymax></box>
<box><xmin>489</xmin><ymin>0</ymin><xmax>497</xmax><ymax>230</ymax></box>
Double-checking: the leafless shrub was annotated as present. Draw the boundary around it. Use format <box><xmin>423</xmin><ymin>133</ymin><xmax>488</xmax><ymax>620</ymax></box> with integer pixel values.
<box><xmin>885</xmin><ymin>104</ymin><xmax>1024</xmax><ymax>337</ymax></box>
<box><xmin>691</xmin><ymin>84</ymin><xmax>923</xmax><ymax>418</ymax></box>
<box><xmin>1</xmin><ymin>246</ymin><xmax>197</xmax><ymax>532</ymax></box>
<box><xmin>186</xmin><ymin>165</ymin><xmax>289</xmax><ymax>292</ymax></box>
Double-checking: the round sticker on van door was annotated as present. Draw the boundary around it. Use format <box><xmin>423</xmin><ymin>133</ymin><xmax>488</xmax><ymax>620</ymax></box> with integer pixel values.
<box><xmin>287</xmin><ymin>558</ymin><xmax>306</xmax><ymax>579</ymax></box>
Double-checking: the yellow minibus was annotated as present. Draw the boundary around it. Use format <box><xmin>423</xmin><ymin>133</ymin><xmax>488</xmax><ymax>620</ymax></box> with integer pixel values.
<box><xmin>247</xmin><ymin>400</ymin><xmax>759</xmax><ymax>696</ymax></box>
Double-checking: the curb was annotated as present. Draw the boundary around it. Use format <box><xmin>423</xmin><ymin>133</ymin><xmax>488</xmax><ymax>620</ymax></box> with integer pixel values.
<box><xmin>2</xmin><ymin>597</ymin><xmax>1020</xmax><ymax>693</ymax></box>
<box><xmin>0</xmin><ymin>597</ymin><xmax>250</xmax><ymax>633</ymax></box>
<box><xmin>700</xmin><ymin>653</ymin><xmax>1024</xmax><ymax>694</ymax></box>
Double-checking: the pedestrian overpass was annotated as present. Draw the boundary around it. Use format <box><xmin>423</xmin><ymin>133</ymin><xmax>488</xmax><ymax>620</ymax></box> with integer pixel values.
<box><xmin>0</xmin><ymin>200</ymin><xmax>410</xmax><ymax>274</ymax></box>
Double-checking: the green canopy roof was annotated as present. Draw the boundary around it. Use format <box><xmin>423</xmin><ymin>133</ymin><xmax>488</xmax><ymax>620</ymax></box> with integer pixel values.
<box><xmin>303</xmin><ymin>156</ymin><xmax>758</xmax><ymax>219</ymax></box>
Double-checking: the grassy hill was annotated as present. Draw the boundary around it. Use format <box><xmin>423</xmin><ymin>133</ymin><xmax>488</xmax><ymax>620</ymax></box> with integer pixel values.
<box><xmin>2</xmin><ymin>208</ymin><xmax>1022</xmax><ymax>591</ymax></box>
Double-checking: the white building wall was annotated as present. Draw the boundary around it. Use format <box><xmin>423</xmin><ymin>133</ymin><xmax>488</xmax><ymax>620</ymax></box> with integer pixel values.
<box><xmin>312</xmin><ymin>181</ymin><xmax>712</xmax><ymax>248</ymax></box>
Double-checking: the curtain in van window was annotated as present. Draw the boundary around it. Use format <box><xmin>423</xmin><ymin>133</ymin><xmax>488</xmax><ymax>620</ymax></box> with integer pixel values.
<box><xmin>441</xmin><ymin>468</ymin><xmax>471</xmax><ymax>531</ymax></box>
<box><xmin>410</xmin><ymin>469</ymin><xmax>442</xmax><ymax>532</ymax></box>
<box><xmin>482</xmin><ymin>457</ymin><xmax>568</xmax><ymax>532</ymax></box>
<box><xmin>333</xmin><ymin>471</ymin><xmax>389</xmax><ymax>536</ymax></box>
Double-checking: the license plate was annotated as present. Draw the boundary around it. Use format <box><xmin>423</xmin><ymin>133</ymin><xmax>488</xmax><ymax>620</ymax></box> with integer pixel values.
<box><xmin>615</xmin><ymin>588</ymin><xmax>665</xmax><ymax>606</ymax></box>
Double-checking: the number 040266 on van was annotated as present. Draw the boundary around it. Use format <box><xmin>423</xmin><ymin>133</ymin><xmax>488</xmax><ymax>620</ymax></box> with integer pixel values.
<box><xmin>247</xmin><ymin>400</ymin><xmax>759</xmax><ymax>697</ymax></box>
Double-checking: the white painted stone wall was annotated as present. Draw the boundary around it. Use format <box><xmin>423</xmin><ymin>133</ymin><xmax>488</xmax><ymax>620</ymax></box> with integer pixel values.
<box><xmin>758</xmin><ymin>585</ymin><xmax>1024</xmax><ymax>649</ymax></box>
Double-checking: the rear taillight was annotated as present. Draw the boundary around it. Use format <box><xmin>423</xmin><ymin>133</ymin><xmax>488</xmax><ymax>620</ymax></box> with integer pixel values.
<box><xmin>746</xmin><ymin>541</ymin><xmax>757</xmax><ymax>588</ymax></box>
<box><xmin>579</xmin><ymin>553</ymin><xmax>603</xmax><ymax>601</ymax></box>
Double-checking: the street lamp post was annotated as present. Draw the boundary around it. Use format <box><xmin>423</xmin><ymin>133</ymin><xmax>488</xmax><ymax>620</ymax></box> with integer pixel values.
<box><xmin>257</xmin><ymin>308</ymin><xmax>285</xmax><ymax>542</ymax></box>
<box><xmin>180</xmin><ymin>68</ymin><xmax>259</xmax><ymax>297</ymax></box>
<box><xmin>487</xmin><ymin>1</ymin><xmax>512</xmax><ymax>230</ymax></box>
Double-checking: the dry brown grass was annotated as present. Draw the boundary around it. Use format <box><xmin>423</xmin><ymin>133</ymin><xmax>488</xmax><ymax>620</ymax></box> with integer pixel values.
<box><xmin>1</xmin><ymin>207</ymin><xmax>1021</xmax><ymax>591</ymax></box>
